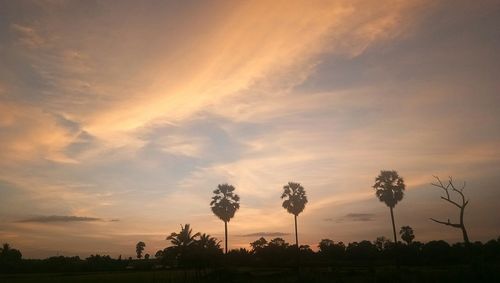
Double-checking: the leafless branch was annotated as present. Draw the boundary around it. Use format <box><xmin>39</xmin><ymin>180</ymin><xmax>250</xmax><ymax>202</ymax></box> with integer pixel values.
<box><xmin>429</xmin><ymin>218</ymin><xmax>461</xmax><ymax>228</ymax></box>
<box><xmin>431</xmin><ymin>176</ymin><xmax>467</xmax><ymax>208</ymax></box>
<box><xmin>429</xmin><ymin>175</ymin><xmax>470</xmax><ymax>243</ymax></box>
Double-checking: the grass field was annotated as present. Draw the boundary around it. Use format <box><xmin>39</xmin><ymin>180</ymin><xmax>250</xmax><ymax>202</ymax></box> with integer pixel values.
<box><xmin>1</xmin><ymin>264</ymin><xmax>499</xmax><ymax>283</ymax></box>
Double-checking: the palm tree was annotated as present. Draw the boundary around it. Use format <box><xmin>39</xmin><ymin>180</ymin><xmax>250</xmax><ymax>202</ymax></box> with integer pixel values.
<box><xmin>399</xmin><ymin>226</ymin><xmax>415</xmax><ymax>245</ymax></box>
<box><xmin>373</xmin><ymin>170</ymin><xmax>405</xmax><ymax>243</ymax></box>
<box><xmin>281</xmin><ymin>182</ymin><xmax>308</xmax><ymax>252</ymax></box>
<box><xmin>167</xmin><ymin>224</ymin><xmax>200</xmax><ymax>248</ymax></box>
<box><xmin>197</xmin><ymin>233</ymin><xmax>221</xmax><ymax>249</ymax></box>
<box><xmin>210</xmin><ymin>184</ymin><xmax>240</xmax><ymax>254</ymax></box>
<box><xmin>135</xmin><ymin>241</ymin><xmax>146</xmax><ymax>259</ymax></box>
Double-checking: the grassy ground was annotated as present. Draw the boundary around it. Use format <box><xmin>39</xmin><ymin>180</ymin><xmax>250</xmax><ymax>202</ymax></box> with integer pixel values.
<box><xmin>1</xmin><ymin>264</ymin><xmax>499</xmax><ymax>283</ymax></box>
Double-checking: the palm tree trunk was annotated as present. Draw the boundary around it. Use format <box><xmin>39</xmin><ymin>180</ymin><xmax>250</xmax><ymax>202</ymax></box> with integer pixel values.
<box><xmin>294</xmin><ymin>214</ymin><xmax>300</xmax><ymax>269</ymax></box>
<box><xmin>294</xmin><ymin>214</ymin><xmax>298</xmax><ymax>248</ymax></box>
<box><xmin>390</xmin><ymin>206</ymin><xmax>397</xmax><ymax>243</ymax></box>
<box><xmin>224</xmin><ymin>221</ymin><xmax>228</xmax><ymax>254</ymax></box>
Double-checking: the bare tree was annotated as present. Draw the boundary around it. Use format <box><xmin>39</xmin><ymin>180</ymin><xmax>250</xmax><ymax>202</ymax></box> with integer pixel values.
<box><xmin>429</xmin><ymin>176</ymin><xmax>470</xmax><ymax>243</ymax></box>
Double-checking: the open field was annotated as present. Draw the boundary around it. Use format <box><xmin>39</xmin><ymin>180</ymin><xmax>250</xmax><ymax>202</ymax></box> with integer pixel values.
<box><xmin>1</xmin><ymin>264</ymin><xmax>499</xmax><ymax>283</ymax></box>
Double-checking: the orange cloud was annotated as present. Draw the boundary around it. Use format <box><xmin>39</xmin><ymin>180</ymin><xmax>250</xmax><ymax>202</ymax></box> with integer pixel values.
<box><xmin>0</xmin><ymin>101</ymin><xmax>77</xmax><ymax>164</ymax></box>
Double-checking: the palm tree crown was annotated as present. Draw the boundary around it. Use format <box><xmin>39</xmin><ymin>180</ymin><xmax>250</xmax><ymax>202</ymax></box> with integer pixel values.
<box><xmin>281</xmin><ymin>182</ymin><xmax>308</xmax><ymax>216</ymax></box>
<box><xmin>167</xmin><ymin>224</ymin><xmax>200</xmax><ymax>248</ymax></box>
<box><xmin>210</xmin><ymin>184</ymin><xmax>240</xmax><ymax>222</ymax></box>
<box><xmin>400</xmin><ymin>225</ymin><xmax>415</xmax><ymax>244</ymax></box>
<box><xmin>197</xmin><ymin>233</ymin><xmax>221</xmax><ymax>249</ymax></box>
<box><xmin>373</xmin><ymin>170</ymin><xmax>405</xmax><ymax>208</ymax></box>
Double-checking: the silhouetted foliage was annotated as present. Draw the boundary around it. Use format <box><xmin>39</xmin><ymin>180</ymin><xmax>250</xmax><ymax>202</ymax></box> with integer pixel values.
<box><xmin>161</xmin><ymin>224</ymin><xmax>223</xmax><ymax>268</ymax></box>
<box><xmin>0</xmin><ymin>243</ymin><xmax>22</xmax><ymax>272</ymax></box>
<box><xmin>210</xmin><ymin>183</ymin><xmax>240</xmax><ymax>254</ymax></box>
<box><xmin>422</xmin><ymin>240</ymin><xmax>451</xmax><ymax>264</ymax></box>
<box><xmin>346</xmin><ymin>240</ymin><xmax>379</xmax><ymax>261</ymax></box>
<box><xmin>318</xmin><ymin>239</ymin><xmax>346</xmax><ymax>261</ymax></box>
<box><xmin>225</xmin><ymin>248</ymin><xmax>252</xmax><ymax>266</ymax></box>
<box><xmin>373</xmin><ymin>170</ymin><xmax>405</xmax><ymax>243</ymax></box>
<box><xmin>84</xmin><ymin>254</ymin><xmax>120</xmax><ymax>271</ymax></box>
<box><xmin>0</xmin><ymin>243</ymin><xmax>22</xmax><ymax>262</ymax></box>
<box><xmin>400</xmin><ymin>226</ymin><xmax>415</xmax><ymax>244</ymax></box>
<box><xmin>2</xmin><ymin>237</ymin><xmax>500</xmax><ymax>276</ymax></box>
<box><xmin>135</xmin><ymin>241</ymin><xmax>145</xmax><ymax>259</ymax></box>
<box><xmin>167</xmin><ymin>224</ymin><xmax>200</xmax><ymax>248</ymax></box>
<box><xmin>374</xmin><ymin>236</ymin><xmax>391</xmax><ymax>251</ymax></box>
<box><xmin>250</xmin><ymin>237</ymin><xmax>268</xmax><ymax>255</ymax></box>
<box><xmin>165</xmin><ymin>224</ymin><xmax>200</xmax><ymax>264</ymax></box>
<box><xmin>430</xmin><ymin>175</ymin><xmax>470</xmax><ymax>243</ymax></box>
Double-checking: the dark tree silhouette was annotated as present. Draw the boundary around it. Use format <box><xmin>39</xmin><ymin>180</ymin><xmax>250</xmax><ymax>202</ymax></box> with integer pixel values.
<box><xmin>269</xmin><ymin>237</ymin><xmax>289</xmax><ymax>248</ymax></box>
<box><xmin>210</xmin><ymin>183</ymin><xmax>240</xmax><ymax>254</ymax></box>
<box><xmin>400</xmin><ymin>226</ymin><xmax>415</xmax><ymax>244</ymax></box>
<box><xmin>318</xmin><ymin>239</ymin><xmax>335</xmax><ymax>252</ymax></box>
<box><xmin>374</xmin><ymin>236</ymin><xmax>391</xmax><ymax>251</ymax></box>
<box><xmin>0</xmin><ymin>243</ymin><xmax>22</xmax><ymax>261</ymax></box>
<box><xmin>154</xmin><ymin>250</ymin><xmax>164</xmax><ymax>259</ymax></box>
<box><xmin>135</xmin><ymin>241</ymin><xmax>145</xmax><ymax>259</ymax></box>
<box><xmin>429</xmin><ymin>176</ymin><xmax>470</xmax><ymax>243</ymax></box>
<box><xmin>0</xmin><ymin>243</ymin><xmax>11</xmax><ymax>255</ymax></box>
<box><xmin>167</xmin><ymin>224</ymin><xmax>200</xmax><ymax>249</ymax></box>
<box><xmin>250</xmin><ymin>237</ymin><xmax>268</xmax><ymax>254</ymax></box>
<box><xmin>373</xmin><ymin>170</ymin><xmax>405</xmax><ymax>243</ymax></box>
<box><xmin>318</xmin><ymin>239</ymin><xmax>346</xmax><ymax>260</ymax></box>
<box><xmin>281</xmin><ymin>182</ymin><xmax>307</xmax><ymax>266</ymax></box>
<box><xmin>197</xmin><ymin>233</ymin><xmax>221</xmax><ymax>249</ymax></box>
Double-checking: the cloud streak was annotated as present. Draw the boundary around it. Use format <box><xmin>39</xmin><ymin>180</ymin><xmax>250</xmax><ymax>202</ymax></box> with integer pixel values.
<box><xmin>331</xmin><ymin>213</ymin><xmax>377</xmax><ymax>223</ymax></box>
<box><xmin>238</xmin><ymin>232</ymin><xmax>290</xmax><ymax>238</ymax></box>
<box><xmin>17</xmin><ymin>215</ymin><xmax>105</xmax><ymax>223</ymax></box>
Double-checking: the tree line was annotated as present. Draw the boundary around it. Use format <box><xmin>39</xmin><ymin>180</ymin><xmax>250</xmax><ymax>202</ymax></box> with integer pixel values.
<box><xmin>2</xmin><ymin>234</ymin><xmax>500</xmax><ymax>273</ymax></box>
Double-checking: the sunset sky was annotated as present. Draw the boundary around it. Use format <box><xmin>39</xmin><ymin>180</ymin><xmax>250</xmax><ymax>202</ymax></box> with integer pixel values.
<box><xmin>0</xmin><ymin>0</ymin><xmax>499</xmax><ymax>259</ymax></box>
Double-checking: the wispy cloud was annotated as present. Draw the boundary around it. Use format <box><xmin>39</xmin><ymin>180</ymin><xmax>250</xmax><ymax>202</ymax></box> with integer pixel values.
<box><xmin>17</xmin><ymin>215</ymin><xmax>105</xmax><ymax>223</ymax></box>
<box><xmin>331</xmin><ymin>213</ymin><xmax>377</xmax><ymax>223</ymax></box>
<box><xmin>10</xmin><ymin>23</ymin><xmax>46</xmax><ymax>48</ymax></box>
<box><xmin>238</xmin><ymin>232</ymin><xmax>290</xmax><ymax>238</ymax></box>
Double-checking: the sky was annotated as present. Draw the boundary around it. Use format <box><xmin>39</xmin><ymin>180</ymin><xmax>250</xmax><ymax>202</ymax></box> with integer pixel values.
<box><xmin>0</xmin><ymin>0</ymin><xmax>499</xmax><ymax>259</ymax></box>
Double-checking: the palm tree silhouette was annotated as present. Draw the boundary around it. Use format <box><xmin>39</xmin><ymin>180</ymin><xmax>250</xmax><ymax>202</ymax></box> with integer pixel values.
<box><xmin>281</xmin><ymin>182</ymin><xmax>308</xmax><ymax>252</ymax></box>
<box><xmin>373</xmin><ymin>170</ymin><xmax>405</xmax><ymax>243</ymax></box>
<box><xmin>210</xmin><ymin>184</ymin><xmax>240</xmax><ymax>254</ymax></box>
<box><xmin>167</xmin><ymin>224</ymin><xmax>200</xmax><ymax>250</ymax></box>
<box><xmin>198</xmin><ymin>233</ymin><xmax>221</xmax><ymax>249</ymax></box>
<box><xmin>399</xmin><ymin>225</ymin><xmax>415</xmax><ymax>245</ymax></box>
